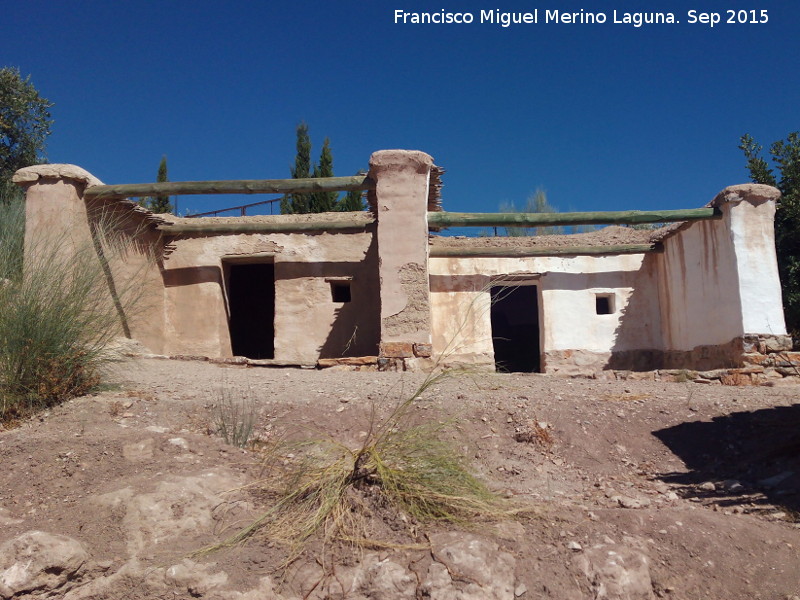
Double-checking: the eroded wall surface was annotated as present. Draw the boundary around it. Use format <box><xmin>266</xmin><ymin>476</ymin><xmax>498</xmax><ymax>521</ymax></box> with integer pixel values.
<box><xmin>657</xmin><ymin>219</ymin><xmax>742</xmax><ymax>357</ymax></box>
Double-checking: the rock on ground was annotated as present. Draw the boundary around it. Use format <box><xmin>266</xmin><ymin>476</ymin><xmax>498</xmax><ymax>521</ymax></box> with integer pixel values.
<box><xmin>0</xmin><ymin>531</ymin><xmax>88</xmax><ymax>599</ymax></box>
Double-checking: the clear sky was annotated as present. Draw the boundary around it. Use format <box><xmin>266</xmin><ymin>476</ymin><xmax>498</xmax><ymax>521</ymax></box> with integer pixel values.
<box><xmin>4</xmin><ymin>1</ymin><xmax>798</xmax><ymax>219</ymax></box>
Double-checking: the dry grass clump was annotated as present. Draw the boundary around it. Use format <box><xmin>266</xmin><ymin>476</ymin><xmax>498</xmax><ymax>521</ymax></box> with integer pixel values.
<box><xmin>203</xmin><ymin>374</ymin><xmax>512</xmax><ymax>564</ymax></box>
<box><xmin>0</xmin><ymin>200</ymin><xmax>149</xmax><ymax>422</ymax></box>
<box><xmin>214</xmin><ymin>390</ymin><xmax>257</xmax><ymax>449</ymax></box>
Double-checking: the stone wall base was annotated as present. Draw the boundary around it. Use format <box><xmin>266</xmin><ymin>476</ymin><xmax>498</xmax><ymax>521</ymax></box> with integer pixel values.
<box><xmin>542</xmin><ymin>334</ymin><xmax>797</xmax><ymax>385</ymax></box>
<box><xmin>375</xmin><ymin>341</ymin><xmax>437</xmax><ymax>371</ymax></box>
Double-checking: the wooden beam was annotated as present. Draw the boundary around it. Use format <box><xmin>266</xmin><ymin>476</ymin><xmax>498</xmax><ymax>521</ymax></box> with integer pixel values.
<box><xmin>85</xmin><ymin>175</ymin><xmax>375</xmax><ymax>201</ymax></box>
<box><xmin>427</xmin><ymin>207</ymin><xmax>720</xmax><ymax>228</ymax></box>
<box><xmin>429</xmin><ymin>244</ymin><xmax>659</xmax><ymax>258</ymax></box>
<box><xmin>157</xmin><ymin>217</ymin><xmax>374</xmax><ymax>235</ymax></box>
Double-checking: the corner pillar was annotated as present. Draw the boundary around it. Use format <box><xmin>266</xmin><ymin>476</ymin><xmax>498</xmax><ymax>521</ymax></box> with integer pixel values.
<box><xmin>712</xmin><ymin>183</ymin><xmax>790</xmax><ymax>352</ymax></box>
<box><xmin>368</xmin><ymin>150</ymin><xmax>434</xmax><ymax>369</ymax></box>
<box><xmin>13</xmin><ymin>164</ymin><xmax>103</xmax><ymax>263</ymax></box>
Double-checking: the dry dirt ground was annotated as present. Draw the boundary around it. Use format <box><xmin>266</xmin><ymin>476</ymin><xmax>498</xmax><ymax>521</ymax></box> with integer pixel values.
<box><xmin>1</xmin><ymin>357</ymin><xmax>799</xmax><ymax>599</ymax></box>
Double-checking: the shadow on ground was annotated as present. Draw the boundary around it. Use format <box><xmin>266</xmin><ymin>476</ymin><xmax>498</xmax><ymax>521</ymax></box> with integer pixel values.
<box><xmin>653</xmin><ymin>403</ymin><xmax>800</xmax><ymax>516</ymax></box>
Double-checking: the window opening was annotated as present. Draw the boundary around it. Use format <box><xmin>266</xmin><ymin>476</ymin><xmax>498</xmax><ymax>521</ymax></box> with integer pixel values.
<box><xmin>330</xmin><ymin>281</ymin><xmax>351</xmax><ymax>303</ymax></box>
<box><xmin>596</xmin><ymin>294</ymin><xmax>615</xmax><ymax>315</ymax></box>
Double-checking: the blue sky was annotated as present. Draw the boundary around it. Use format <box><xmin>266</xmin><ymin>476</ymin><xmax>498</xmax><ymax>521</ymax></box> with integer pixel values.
<box><xmin>4</xmin><ymin>1</ymin><xmax>798</xmax><ymax>219</ymax></box>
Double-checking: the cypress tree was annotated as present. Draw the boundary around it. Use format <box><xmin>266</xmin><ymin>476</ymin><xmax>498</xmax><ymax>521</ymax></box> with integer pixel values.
<box><xmin>139</xmin><ymin>156</ymin><xmax>173</xmax><ymax>213</ymax></box>
<box><xmin>148</xmin><ymin>156</ymin><xmax>173</xmax><ymax>213</ymax></box>
<box><xmin>336</xmin><ymin>170</ymin><xmax>367</xmax><ymax>211</ymax></box>
<box><xmin>281</xmin><ymin>122</ymin><xmax>312</xmax><ymax>214</ymax></box>
<box><xmin>310</xmin><ymin>138</ymin><xmax>338</xmax><ymax>212</ymax></box>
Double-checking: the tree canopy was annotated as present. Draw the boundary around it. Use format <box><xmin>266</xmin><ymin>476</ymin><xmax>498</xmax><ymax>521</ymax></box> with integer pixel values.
<box><xmin>0</xmin><ymin>67</ymin><xmax>53</xmax><ymax>202</ymax></box>
<box><xmin>281</xmin><ymin>123</ymin><xmax>365</xmax><ymax>214</ymax></box>
<box><xmin>496</xmin><ymin>189</ymin><xmax>563</xmax><ymax>237</ymax></box>
<box><xmin>740</xmin><ymin>132</ymin><xmax>800</xmax><ymax>337</ymax></box>
<box><xmin>281</xmin><ymin>122</ymin><xmax>312</xmax><ymax>214</ymax></box>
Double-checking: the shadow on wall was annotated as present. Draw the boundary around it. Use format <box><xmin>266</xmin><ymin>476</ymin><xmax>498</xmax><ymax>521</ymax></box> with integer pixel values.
<box><xmin>607</xmin><ymin>252</ymin><xmax>664</xmax><ymax>371</ymax></box>
<box><xmin>85</xmin><ymin>201</ymin><xmax>165</xmax><ymax>338</ymax></box>
<box><xmin>318</xmin><ymin>232</ymin><xmax>380</xmax><ymax>358</ymax></box>
<box><xmin>653</xmin><ymin>403</ymin><xmax>800</xmax><ymax>515</ymax></box>
<box><xmin>276</xmin><ymin>236</ymin><xmax>380</xmax><ymax>359</ymax></box>
<box><xmin>321</xmin><ymin>234</ymin><xmax>380</xmax><ymax>358</ymax></box>
<box><xmin>161</xmin><ymin>266</ymin><xmax>222</xmax><ymax>287</ymax></box>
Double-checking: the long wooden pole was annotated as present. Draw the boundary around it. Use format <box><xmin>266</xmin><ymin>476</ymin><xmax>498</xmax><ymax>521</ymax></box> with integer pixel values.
<box><xmin>85</xmin><ymin>175</ymin><xmax>375</xmax><ymax>201</ymax></box>
<box><xmin>429</xmin><ymin>244</ymin><xmax>659</xmax><ymax>257</ymax></box>
<box><xmin>157</xmin><ymin>217</ymin><xmax>374</xmax><ymax>235</ymax></box>
<box><xmin>427</xmin><ymin>207</ymin><xmax>720</xmax><ymax>228</ymax></box>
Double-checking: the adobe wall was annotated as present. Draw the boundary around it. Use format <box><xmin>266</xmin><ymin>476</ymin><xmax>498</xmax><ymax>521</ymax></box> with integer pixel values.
<box><xmin>85</xmin><ymin>198</ymin><xmax>169</xmax><ymax>354</ymax></box>
<box><xmin>16</xmin><ymin>162</ymin><xmax>788</xmax><ymax>378</ymax></box>
<box><xmin>655</xmin><ymin>184</ymin><xmax>789</xmax><ymax>369</ymax></box>
<box><xmin>428</xmin><ymin>252</ymin><xmax>662</xmax><ymax>374</ymax></box>
<box><xmin>158</xmin><ymin>217</ymin><xmax>379</xmax><ymax>364</ymax></box>
<box><xmin>14</xmin><ymin>164</ymin><xmax>380</xmax><ymax>365</ymax></box>
<box><xmin>13</xmin><ymin>165</ymin><xmax>167</xmax><ymax>350</ymax></box>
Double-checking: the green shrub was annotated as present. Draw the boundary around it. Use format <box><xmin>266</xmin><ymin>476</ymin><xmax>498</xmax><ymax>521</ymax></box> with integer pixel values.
<box><xmin>0</xmin><ymin>199</ymin><xmax>146</xmax><ymax>421</ymax></box>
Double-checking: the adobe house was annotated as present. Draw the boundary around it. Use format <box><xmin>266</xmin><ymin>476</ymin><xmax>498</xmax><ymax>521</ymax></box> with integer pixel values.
<box><xmin>13</xmin><ymin>150</ymin><xmax>794</xmax><ymax>381</ymax></box>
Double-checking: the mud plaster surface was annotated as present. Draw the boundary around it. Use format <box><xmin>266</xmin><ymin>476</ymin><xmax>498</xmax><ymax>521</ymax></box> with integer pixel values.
<box><xmin>382</xmin><ymin>262</ymin><xmax>431</xmax><ymax>337</ymax></box>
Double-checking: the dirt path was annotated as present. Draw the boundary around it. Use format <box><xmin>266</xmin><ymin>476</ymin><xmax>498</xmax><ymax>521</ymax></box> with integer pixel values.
<box><xmin>0</xmin><ymin>358</ymin><xmax>798</xmax><ymax>599</ymax></box>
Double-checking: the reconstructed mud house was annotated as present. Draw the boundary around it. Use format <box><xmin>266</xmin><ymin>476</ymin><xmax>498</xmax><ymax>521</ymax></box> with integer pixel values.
<box><xmin>14</xmin><ymin>150</ymin><xmax>792</xmax><ymax>378</ymax></box>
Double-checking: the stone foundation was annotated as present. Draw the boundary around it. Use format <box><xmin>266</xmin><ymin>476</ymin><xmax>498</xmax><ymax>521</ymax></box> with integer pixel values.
<box><xmin>541</xmin><ymin>333</ymin><xmax>798</xmax><ymax>385</ymax></box>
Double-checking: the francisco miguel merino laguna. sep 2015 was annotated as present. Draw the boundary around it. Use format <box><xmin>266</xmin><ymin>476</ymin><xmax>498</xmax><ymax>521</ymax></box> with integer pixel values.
<box><xmin>393</xmin><ymin>9</ymin><xmax>769</xmax><ymax>27</ymax></box>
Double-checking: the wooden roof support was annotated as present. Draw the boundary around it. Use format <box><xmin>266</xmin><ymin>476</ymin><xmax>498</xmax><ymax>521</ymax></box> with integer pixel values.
<box><xmin>85</xmin><ymin>175</ymin><xmax>375</xmax><ymax>201</ymax></box>
<box><xmin>429</xmin><ymin>244</ymin><xmax>660</xmax><ymax>258</ymax></box>
<box><xmin>427</xmin><ymin>207</ymin><xmax>721</xmax><ymax>229</ymax></box>
<box><xmin>157</xmin><ymin>217</ymin><xmax>374</xmax><ymax>235</ymax></box>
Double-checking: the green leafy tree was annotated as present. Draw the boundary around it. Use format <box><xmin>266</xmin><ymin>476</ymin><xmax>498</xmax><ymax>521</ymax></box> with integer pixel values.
<box><xmin>497</xmin><ymin>189</ymin><xmax>563</xmax><ymax>236</ymax></box>
<box><xmin>281</xmin><ymin>122</ymin><xmax>312</xmax><ymax>214</ymax></box>
<box><xmin>740</xmin><ymin>132</ymin><xmax>800</xmax><ymax>336</ymax></box>
<box><xmin>309</xmin><ymin>138</ymin><xmax>338</xmax><ymax>212</ymax></box>
<box><xmin>0</xmin><ymin>67</ymin><xmax>53</xmax><ymax>203</ymax></box>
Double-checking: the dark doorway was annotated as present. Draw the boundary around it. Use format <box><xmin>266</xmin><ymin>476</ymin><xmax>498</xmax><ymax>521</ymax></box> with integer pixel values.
<box><xmin>227</xmin><ymin>262</ymin><xmax>275</xmax><ymax>359</ymax></box>
<box><xmin>490</xmin><ymin>285</ymin><xmax>540</xmax><ymax>372</ymax></box>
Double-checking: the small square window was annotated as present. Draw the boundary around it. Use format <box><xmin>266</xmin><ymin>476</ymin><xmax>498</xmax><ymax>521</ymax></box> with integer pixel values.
<box><xmin>596</xmin><ymin>294</ymin><xmax>614</xmax><ymax>315</ymax></box>
<box><xmin>331</xmin><ymin>281</ymin><xmax>351</xmax><ymax>303</ymax></box>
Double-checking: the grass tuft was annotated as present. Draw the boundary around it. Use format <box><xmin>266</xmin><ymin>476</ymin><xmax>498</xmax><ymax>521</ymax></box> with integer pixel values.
<box><xmin>200</xmin><ymin>372</ymin><xmax>515</xmax><ymax>567</ymax></box>
<box><xmin>0</xmin><ymin>198</ymin><xmax>149</xmax><ymax>422</ymax></box>
<box><xmin>214</xmin><ymin>390</ymin><xmax>257</xmax><ymax>448</ymax></box>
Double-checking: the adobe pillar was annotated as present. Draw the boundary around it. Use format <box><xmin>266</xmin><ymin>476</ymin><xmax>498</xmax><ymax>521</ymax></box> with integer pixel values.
<box><xmin>368</xmin><ymin>150</ymin><xmax>434</xmax><ymax>369</ymax></box>
<box><xmin>712</xmin><ymin>183</ymin><xmax>790</xmax><ymax>352</ymax></box>
<box><xmin>13</xmin><ymin>164</ymin><xmax>101</xmax><ymax>263</ymax></box>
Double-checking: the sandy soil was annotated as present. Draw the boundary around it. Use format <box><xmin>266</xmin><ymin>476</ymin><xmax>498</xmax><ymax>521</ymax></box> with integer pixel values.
<box><xmin>1</xmin><ymin>358</ymin><xmax>798</xmax><ymax>599</ymax></box>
